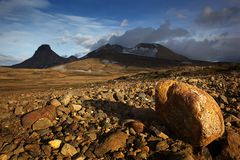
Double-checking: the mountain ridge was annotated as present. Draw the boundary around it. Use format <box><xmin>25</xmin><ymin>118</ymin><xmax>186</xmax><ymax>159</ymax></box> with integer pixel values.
<box><xmin>12</xmin><ymin>44</ymin><xmax>78</xmax><ymax>69</ymax></box>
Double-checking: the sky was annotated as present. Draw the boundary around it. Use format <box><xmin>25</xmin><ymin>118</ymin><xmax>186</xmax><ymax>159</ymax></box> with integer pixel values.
<box><xmin>0</xmin><ymin>0</ymin><xmax>240</xmax><ymax>65</ymax></box>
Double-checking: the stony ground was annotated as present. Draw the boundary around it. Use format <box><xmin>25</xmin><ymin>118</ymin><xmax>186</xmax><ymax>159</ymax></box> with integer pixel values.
<box><xmin>0</xmin><ymin>65</ymin><xmax>240</xmax><ymax>160</ymax></box>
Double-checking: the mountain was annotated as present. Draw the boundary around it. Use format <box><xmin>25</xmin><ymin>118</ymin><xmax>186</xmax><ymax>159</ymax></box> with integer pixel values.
<box><xmin>12</xmin><ymin>44</ymin><xmax>78</xmax><ymax>68</ymax></box>
<box><xmin>79</xmin><ymin>43</ymin><xmax>191</xmax><ymax>68</ymax></box>
<box><xmin>86</xmin><ymin>43</ymin><xmax>189</xmax><ymax>61</ymax></box>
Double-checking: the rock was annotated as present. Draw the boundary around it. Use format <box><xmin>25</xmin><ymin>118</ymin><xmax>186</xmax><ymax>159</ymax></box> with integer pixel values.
<box><xmin>13</xmin><ymin>145</ymin><xmax>25</xmax><ymax>155</ymax></box>
<box><xmin>131</xmin><ymin>121</ymin><xmax>145</xmax><ymax>133</ymax></box>
<box><xmin>155</xmin><ymin>80</ymin><xmax>224</xmax><ymax>146</ymax></box>
<box><xmin>136</xmin><ymin>152</ymin><xmax>148</xmax><ymax>159</ymax></box>
<box><xmin>21</xmin><ymin>105</ymin><xmax>57</xmax><ymax>128</ymax></box>
<box><xmin>60</xmin><ymin>94</ymin><xmax>72</xmax><ymax>106</ymax></box>
<box><xmin>61</xmin><ymin>143</ymin><xmax>78</xmax><ymax>157</ymax></box>
<box><xmin>32</xmin><ymin>118</ymin><xmax>53</xmax><ymax>130</ymax></box>
<box><xmin>138</xmin><ymin>92</ymin><xmax>146</xmax><ymax>99</ymax></box>
<box><xmin>217</xmin><ymin>129</ymin><xmax>240</xmax><ymax>159</ymax></box>
<box><xmin>156</xmin><ymin>141</ymin><xmax>169</xmax><ymax>151</ymax></box>
<box><xmin>71</xmin><ymin>104</ymin><xmax>82</xmax><ymax>111</ymax></box>
<box><xmin>87</xmin><ymin>133</ymin><xmax>97</xmax><ymax>141</ymax></box>
<box><xmin>14</xmin><ymin>106</ymin><xmax>24</xmax><ymax>115</ymax></box>
<box><xmin>220</xmin><ymin>95</ymin><xmax>228</xmax><ymax>104</ymax></box>
<box><xmin>25</xmin><ymin>144</ymin><xmax>41</xmax><ymax>156</ymax></box>
<box><xmin>113</xmin><ymin>151</ymin><xmax>125</xmax><ymax>159</ymax></box>
<box><xmin>94</xmin><ymin>131</ymin><xmax>128</xmax><ymax>157</ymax></box>
<box><xmin>0</xmin><ymin>154</ymin><xmax>8</xmax><ymax>160</ymax></box>
<box><xmin>50</xmin><ymin>99</ymin><xmax>61</xmax><ymax>107</ymax></box>
<box><xmin>57</xmin><ymin>106</ymin><xmax>71</xmax><ymax>115</ymax></box>
<box><xmin>1</xmin><ymin>143</ymin><xmax>17</xmax><ymax>153</ymax></box>
<box><xmin>41</xmin><ymin>145</ymin><xmax>51</xmax><ymax>156</ymax></box>
<box><xmin>113</xmin><ymin>92</ymin><xmax>124</xmax><ymax>102</ymax></box>
<box><xmin>49</xmin><ymin>139</ymin><xmax>62</xmax><ymax>149</ymax></box>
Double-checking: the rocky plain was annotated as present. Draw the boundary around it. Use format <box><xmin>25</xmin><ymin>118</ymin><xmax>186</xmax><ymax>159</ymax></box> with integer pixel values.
<box><xmin>0</xmin><ymin>65</ymin><xmax>240</xmax><ymax>160</ymax></box>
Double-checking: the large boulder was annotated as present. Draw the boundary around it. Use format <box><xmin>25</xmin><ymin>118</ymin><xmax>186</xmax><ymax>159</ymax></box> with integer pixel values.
<box><xmin>155</xmin><ymin>80</ymin><xmax>224</xmax><ymax>146</ymax></box>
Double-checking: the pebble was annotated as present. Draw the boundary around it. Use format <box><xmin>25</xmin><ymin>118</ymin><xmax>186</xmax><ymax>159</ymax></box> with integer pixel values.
<box><xmin>131</xmin><ymin>121</ymin><xmax>145</xmax><ymax>133</ymax></box>
<box><xmin>50</xmin><ymin>99</ymin><xmax>61</xmax><ymax>107</ymax></box>
<box><xmin>220</xmin><ymin>95</ymin><xmax>228</xmax><ymax>104</ymax></box>
<box><xmin>49</xmin><ymin>139</ymin><xmax>62</xmax><ymax>149</ymax></box>
<box><xmin>71</xmin><ymin>104</ymin><xmax>82</xmax><ymax>111</ymax></box>
<box><xmin>94</xmin><ymin>131</ymin><xmax>128</xmax><ymax>157</ymax></box>
<box><xmin>156</xmin><ymin>141</ymin><xmax>169</xmax><ymax>151</ymax></box>
<box><xmin>60</xmin><ymin>94</ymin><xmax>72</xmax><ymax>106</ymax></box>
<box><xmin>61</xmin><ymin>143</ymin><xmax>78</xmax><ymax>157</ymax></box>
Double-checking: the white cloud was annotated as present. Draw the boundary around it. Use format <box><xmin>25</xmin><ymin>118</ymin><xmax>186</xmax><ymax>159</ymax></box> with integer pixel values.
<box><xmin>197</xmin><ymin>6</ymin><xmax>240</xmax><ymax>27</ymax></box>
<box><xmin>164</xmin><ymin>33</ymin><xmax>240</xmax><ymax>62</ymax></box>
<box><xmin>92</xmin><ymin>21</ymin><xmax>189</xmax><ymax>49</ymax></box>
<box><xmin>0</xmin><ymin>0</ymin><xmax>125</xmax><ymax>60</ymax></box>
<box><xmin>167</xmin><ymin>8</ymin><xmax>187</xmax><ymax>19</ymax></box>
<box><xmin>120</xmin><ymin>19</ymin><xmax>128</xmax><ymax>27</ymax></box>
<box><xmin>0</xmin><ymin>54</ymin><xmax>20</xmax><ymax>66</ymax></box>
<box><xmin>0</xmin><ymin>0</ymin><xmax>49</xmax><ymax>16</ymax></box>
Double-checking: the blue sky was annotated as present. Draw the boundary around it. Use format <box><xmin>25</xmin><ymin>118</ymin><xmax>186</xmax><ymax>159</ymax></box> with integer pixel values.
<box><xmin>0</xmin><ymin>0</ymin><xmax>240</xmax><ymax>65</ymax></box>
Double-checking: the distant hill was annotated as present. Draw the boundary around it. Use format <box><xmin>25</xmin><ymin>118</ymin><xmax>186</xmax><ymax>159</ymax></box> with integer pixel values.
<box><xmin>12</xmin><ymin>44</ymin><xmax>78</xmax><ymax>69</ymax></box>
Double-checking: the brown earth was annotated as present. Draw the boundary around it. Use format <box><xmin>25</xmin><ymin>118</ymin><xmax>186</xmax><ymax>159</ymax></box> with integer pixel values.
<box><xmin>0</xmin><ymin>63</ymin><xmax>239</xmax><ymax>159</ymax></box>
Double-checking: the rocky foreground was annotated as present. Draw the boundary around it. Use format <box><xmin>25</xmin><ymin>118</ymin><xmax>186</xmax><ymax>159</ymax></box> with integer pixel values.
<box><xmin>0</xmin><ymin>66</ymin><xmax>240</xmax><ymax>160</ymax></box>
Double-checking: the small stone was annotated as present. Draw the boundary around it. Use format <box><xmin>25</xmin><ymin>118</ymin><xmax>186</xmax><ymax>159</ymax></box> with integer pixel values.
<box><xmin>65</xmin><ymin>135</ymin><xmax>73</xmax><ymax>142</ymax></box>
<box><xmin>155</xmin><ymin>80</ymin><xmax>224</xmax><ymax>146</ymax></box>
<box><xmin>13</xmin><ymin>145</ymin><xmax>24</xmax><ymax>155</ymax></box>
<box><xmin>87</xmin><ymin>133</ymin><xmax>97</xmax><ymax>141</ymax></box>
<box><xmin>131</xmin><ymin>121</ymin><xmax>144</xmax><ymax>133</ymax></box>
<box><xmin>136</xmin><ymin>152</ymin><xmax>147</xmax><ymax>159</ymax></box>
<box><xmin>57</xmin><ymin>106</ymin><xmax>71</xmax><ymax>115</ymax></box>
<box><xmin>61</xmin><ymin>143</ymin><xmax>77</xmax><ymax>157</ymax></box>
<box><xmin>75</xmin><ymin>156</ymin><xmax>86</xmax><ymax>160</ymax></box>
<box><xmin>50</xmin><ymin>99</ymin><xmax>61</xmax><ymax>107</ymax></box>
<box><xmin>156</xmin><ymin>141</ymin><xmax>169</xmax><ymax>151</ymax></box>
<box><xmin>113</xmin><ymin>151</ymin><xmax>125</xmax><ymax>159</ymax></box>
<box><xmin>141</xmin><ymin>146</ymin><xmax>150</xmax><ymax>153</ymax></box>
<box><xmin>71</xmin><ymin>104</ymin><xmax>82</xmax><ymax>111</ymax></box>
<box><xmin>41</xmin><ymin>145</ymin><xmax>51</xmax><ymax>156</ymax></box>
<box><xmin>85</xmin><ymin>149</ymin><xmax>96</xmax><ymax>158</ymax></box>
<box><xmin>113</xmin><ymin>92</ymin><xmax>125</xmax><ymax>102</ymax></box>
<box><xmin>220</xmin><ymin>95</ymin><xmax>228</xmax><ymax>104</ymax></box>
<box><xmin>1</xmin><ymin>143</ymin><xmax>17</xmax><ymax>153</ymax></box>
<box><xmin>32</xmin><ymin>118</ymin><xmax>53</xmax><ymax>130</ymax></box>
<box><xmin>25</xmin><ymin>144</ymin><xmax>41</xmax><ymax>156</ymax></box>
<box><xmin>14</xmin><ymin>106</ymin><xmax>24</xmax><ymax>115</ymax></box>
<box><xmin>0</xmin><ymin>154</ymin><xmax>8</xmax><ymax>160</ymax></box>
<box><xmin>138</xmin><ymin>92</ymin><xmax>146</xmax><ymax>99</ymax></box>
<box><xmin>60</xmin><ymin>94</ymin><xmax>72</xmax><ymax>106</ymax></box>
<box><xmin>49</xmin><ymin>139</ymin><xmax>62</xmax><ymax>149</ymax></box>
<box><xmin>94</xmin><ymin>131</ymin><xmax>128</xmax><ymax>157</ymax></box>
<box><xmin>129</xmin><ymin>128</ymin><xmax>136</xmax><ymax>135</ymax></box>
<box><xmin>159</xmin><ymin>132</ymin><xmax>169</xmax><ymax>139</ymax></box>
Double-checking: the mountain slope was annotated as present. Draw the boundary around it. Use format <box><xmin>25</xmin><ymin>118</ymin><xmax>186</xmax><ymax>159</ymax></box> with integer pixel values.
<box><xmin>12</xmin><ymin>45</ymin><xmax>78</xmax><ymax>69</ymax></box>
